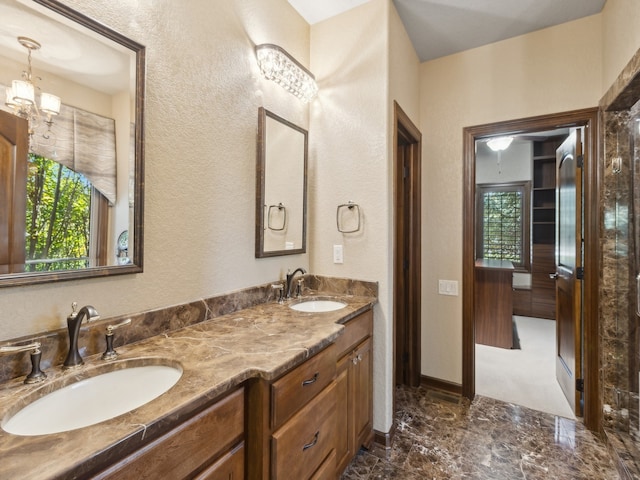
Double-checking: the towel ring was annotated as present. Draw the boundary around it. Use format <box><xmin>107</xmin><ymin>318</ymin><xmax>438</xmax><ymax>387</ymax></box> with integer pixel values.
<box><xmin>336</xmin><ymin>201</ymin><xmax>361</xmax><ymax>233</ymax></box>
<box><xmin>267</xmin><ymin>203</ymin><xmax>287</xmax><ymax>231</ymax></box>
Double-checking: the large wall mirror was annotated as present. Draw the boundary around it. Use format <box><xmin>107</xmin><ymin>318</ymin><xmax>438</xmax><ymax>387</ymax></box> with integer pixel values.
<box><xmin>255</xmin><ymin>107</ymin><xmax>307</xmax><ymax>257</ymax></box>
<box><xmin>0</xmin><ymin>0</ymin><xmax>145</xmax><ymax>287</ymax></box>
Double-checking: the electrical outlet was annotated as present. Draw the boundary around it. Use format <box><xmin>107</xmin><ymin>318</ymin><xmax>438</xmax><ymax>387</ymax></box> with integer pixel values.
<box><xmin>438</xmin><ymin>280</ymin><xmax>458</xmax><ymax>296</ymax></box>
<box><xmin>333</xmin><ymin>245</ymin><xmax>344</xmax><ymax>264</ymax></box>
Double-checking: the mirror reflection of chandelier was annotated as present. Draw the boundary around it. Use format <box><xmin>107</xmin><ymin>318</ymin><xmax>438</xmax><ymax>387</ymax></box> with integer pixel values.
<box><xmin>4</xmin><ymin>36</ymin><xmax>61</xmax><ymax>150</ymax></box>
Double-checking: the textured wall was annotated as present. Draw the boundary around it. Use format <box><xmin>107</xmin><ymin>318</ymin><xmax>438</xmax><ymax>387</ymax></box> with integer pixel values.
<box><xmin>602</xmin><ymin>0</ymin><xmax>640</xmax><ymax>93</ymax></box>
<box><xmin>419</xmin><ymin>15</ymin><xmax>603</xmax><ymax>383</ymax></box>
<box><xmin>0</xmin><ymin>0</ymin><xmax>311</xmax><ymax>340</ymax></box>
<box><xmin>310</xmin><ymin>0</ymin><xmax>394</xmax><ymax>433</ymax></box>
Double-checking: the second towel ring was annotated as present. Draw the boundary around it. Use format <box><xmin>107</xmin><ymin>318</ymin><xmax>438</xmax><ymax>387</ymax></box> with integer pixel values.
<box><xmin>267</xmin><ymin>203</ymin><xmax>287</xmax><ymax>231</ymax></box>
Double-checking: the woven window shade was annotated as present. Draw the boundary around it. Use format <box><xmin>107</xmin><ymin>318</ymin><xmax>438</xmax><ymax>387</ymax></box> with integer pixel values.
<box><xmin>33</xmin><ymin>104</ymin><xmax>117</xmax><ymax>205</ymax></box>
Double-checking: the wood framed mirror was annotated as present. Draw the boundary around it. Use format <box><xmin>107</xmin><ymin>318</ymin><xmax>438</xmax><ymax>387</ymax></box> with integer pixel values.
<box><xmin>255</xmin><ymin>107</ymin><xmax>307</xmax><ymax>257</ymax></box>
<box><xmin>0</xmin><ymin>0</ymin><xmax>145</xmax><ymax>287</ymax></box>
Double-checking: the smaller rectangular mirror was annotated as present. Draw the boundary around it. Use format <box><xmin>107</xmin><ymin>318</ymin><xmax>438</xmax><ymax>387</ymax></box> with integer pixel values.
<box><xmin>255</xmin><ymin>108</ymin><xmax>307</xmax><ymax>257</ymax></box>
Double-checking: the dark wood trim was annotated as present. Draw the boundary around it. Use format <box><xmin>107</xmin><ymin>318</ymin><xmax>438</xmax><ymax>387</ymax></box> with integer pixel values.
<box><xmin>95</xmin><ymin>193</ymin><xmax>109</xmax><ymax>266</ymax></box>
<box><xmin>373</xmin><ymin>421</ymin><xmax>397</xmax><ymax>452</ymax></box>
<box><xmin>462</xmin><ymin>108</ymin><xmax>600</xmax><ymax>432</ymax></box>
<box><xmin>0</xmin><ymin>111</ymin><xmax>28</xmax><ymax>274</ymax></box>
<box><xmin>393</xmin><ymin>101</ymin><xmax>422</xmax><ymax>388</ymax></box>
<box><xmin>421</xmin><ymin>375</ymin><xmax>463</xmax><ymax>396</ymax></box>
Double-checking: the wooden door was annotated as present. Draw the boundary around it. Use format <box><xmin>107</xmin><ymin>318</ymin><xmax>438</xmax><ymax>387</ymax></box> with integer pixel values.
<box><xmin>394</xmin><ymin>103</ymin><xmax>421</xmax><ymax>387</ymax></box>
<box><xmin>555</xmin><ymin>130</ymin><xmax>583</xmax><ymax>415</ymax></box>
<box><xmin>0</xmin><ymin>110</ymin><xmax>28</xmax><ymax>274</ymax></box>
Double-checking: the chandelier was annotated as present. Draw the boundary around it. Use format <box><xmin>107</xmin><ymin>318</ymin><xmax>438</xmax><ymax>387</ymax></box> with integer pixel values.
<box><xmin>5</xmin><ymin>37</ymin><xmax>61</xmax><ymax>149</ymax></box>
<box><xmin>255</xmin><ymin>44</ymin><xmax>318</xmax><ymax>103</ymax></box>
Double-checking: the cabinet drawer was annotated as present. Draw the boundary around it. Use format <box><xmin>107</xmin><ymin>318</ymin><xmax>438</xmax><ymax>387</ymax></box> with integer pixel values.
<box><xmin>95</xmin><ymin>387</ymin><xmax>244</xmax><ymax>480</ymax></box>
<box><xmin>193</xmin><ymin>442</ymin><xmax>244</xmax><ymax>480</ymax></box>
<box><xmin>334</xmin><ymin>309</ymin><xmax>373</xmax><ymax>358</ymax></box>
<box><xmin>310</xmin><ymin>450</ymin><xmax>337</xmax><ymax>480</ymax></box>
<box><xmin>271</xmin><ymin>345</ymin><xmax>335</xmax><ymax>427</ymax></box>
<box><xmin>272</xmin><ymin>382</ymin><xmax>337</xmax><ymax>480</ymax></box>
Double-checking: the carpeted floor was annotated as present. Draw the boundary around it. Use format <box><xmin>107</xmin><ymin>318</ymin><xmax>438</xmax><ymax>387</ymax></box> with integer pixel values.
<box><xmin>475</xmin><ymin>315</ymin><xmax>575</xmax><ymax>419</ymax></box>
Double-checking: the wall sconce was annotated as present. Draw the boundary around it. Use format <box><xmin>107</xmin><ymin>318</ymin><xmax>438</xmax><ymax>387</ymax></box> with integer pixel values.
<box><xmin>255</xmin><ymin>44</ymin><xmax>318</xmax><ymax>103</ymax></box>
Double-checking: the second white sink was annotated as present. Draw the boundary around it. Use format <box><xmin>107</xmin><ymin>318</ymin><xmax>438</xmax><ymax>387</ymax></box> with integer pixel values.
<box><xmin>289</xmin><ymin>299</ymin><xmax>347</xmax><ymax>313</ymax></box>
<box><xmin>2</xmin><ymin>363</ymin><xmax>182</xmax><ymax>436</ymax></box>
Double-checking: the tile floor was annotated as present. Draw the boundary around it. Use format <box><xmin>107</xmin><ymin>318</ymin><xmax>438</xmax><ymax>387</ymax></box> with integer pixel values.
<box><xmin>341</xmin><ymin>385</ymin><xmax>620</xmax><ymax>479</ymax></box>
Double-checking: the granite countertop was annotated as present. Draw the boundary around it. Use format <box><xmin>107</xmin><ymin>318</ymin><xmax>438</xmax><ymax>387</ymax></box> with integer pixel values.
<box><xmin>0</xmin><ymin>293</ymin><xmax>376</xmax><ymax>479</ymax></box>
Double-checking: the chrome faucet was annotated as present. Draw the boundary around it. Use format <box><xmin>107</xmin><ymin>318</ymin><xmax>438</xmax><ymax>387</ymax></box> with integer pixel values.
<box><xmin>0</xmin><ymin>342</ymin><xmax>47</xmax><ymax>384</ymax></box>
<box><xmin>285</xmin><ymin>267</ymin><xmax>307</xmax><ymax>298</ymax></box>
<box><xmin>63</xmin><ymin>302</ymin><xmax>100</xmax><ymax>369</ymax></box>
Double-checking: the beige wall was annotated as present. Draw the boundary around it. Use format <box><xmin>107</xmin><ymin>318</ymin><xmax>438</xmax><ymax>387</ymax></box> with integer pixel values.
<box><xmin>419</xmin><ymin>15</ymin><xmax>603</xmax><ymax>383</ymax></box>
<box><xmin>310</xmin><ymin>0</ymin><xmax>394</xmax><ymax>433</ymax></box>
<box><xmin>0</xmin><ymin>0</ymin><xmax>311</xmax><ymax>340</ymax></box>
<box><xmin>601</xmin><ymin>0</ymin><xmax>640</xmax><ymax>91</ymax></box>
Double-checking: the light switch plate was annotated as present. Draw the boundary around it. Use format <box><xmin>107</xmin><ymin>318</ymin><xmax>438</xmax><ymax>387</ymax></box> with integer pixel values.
<box><xmin>438</xmin><ymin>280</ymin><xmax>458</xmax><ymax>296</ymax></box>
<box><xmin>333</xmin><ymin>245</ymin><xmax>344</xmax><ymax>264</ymax></box>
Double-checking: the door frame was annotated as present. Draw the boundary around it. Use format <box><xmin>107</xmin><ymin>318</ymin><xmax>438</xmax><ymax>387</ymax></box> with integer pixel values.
<box><xmin>461</xmin><ymin>107</ymin><xmax>600</xmax><ymax>431</ymax></box>
<box><xmin>393</xmin><ymin>101</ymin><xmax>422</xmax><ymax>387</ymax></box>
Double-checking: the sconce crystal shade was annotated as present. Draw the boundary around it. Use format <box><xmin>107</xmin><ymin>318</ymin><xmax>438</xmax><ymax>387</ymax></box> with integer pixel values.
<box><xmin>486</xmin><ymin>136</ymin><xmax>514</xmax><ymax>151</ymax></box>
<box><xmin>255</xmin><ymin>44</ymin><xmax>318</xmax><ymax>103</ymax></box>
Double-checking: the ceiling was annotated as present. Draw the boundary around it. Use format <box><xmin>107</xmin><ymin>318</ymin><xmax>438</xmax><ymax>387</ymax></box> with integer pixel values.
<box><xmin>288</xmin><ymin>0</ymin><xmax>607</xmax><ymax>62</ymax></box>
<box><xmin>0</xmin><ymin>0</ymin><xmax>132</xmax><ymax>95</ymax></box>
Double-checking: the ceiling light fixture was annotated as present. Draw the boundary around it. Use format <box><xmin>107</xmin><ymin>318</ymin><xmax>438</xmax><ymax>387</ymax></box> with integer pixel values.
<box><xmin>486</xmin><ymin>136</ymin><xmax>513</xmax><ymax>152</ymax></box>
<box><xmin>255</xmin><ymin>44</ymin><xmax>318</xmax><ymax>103</ymax></box>
<box><xmin>5</xmin><ymin>37</ymin><xmax>61</xmax><ymax>150</ymax></box>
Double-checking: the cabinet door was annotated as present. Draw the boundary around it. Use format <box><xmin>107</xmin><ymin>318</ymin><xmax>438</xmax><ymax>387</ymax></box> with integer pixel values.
<box><xmin>194</xmin><ymin>442</ymin><xmax>244</xmax><ymax>480</ymax></box>
<box><xmin>353</xmin><ymin>337</ymin><xmax>373</xmax><ymax>448</ymax></box>
<box><xmin>334</xmin><ymin>354</ymin><xmax>352</xmax><ymax>474</ymax></box>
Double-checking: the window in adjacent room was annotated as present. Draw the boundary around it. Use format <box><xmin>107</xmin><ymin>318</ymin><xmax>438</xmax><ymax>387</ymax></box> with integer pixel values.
<box><xmin>476</xmin><ymin>181</ymin><xmax>531</xmax><ymax>271</ymax></box>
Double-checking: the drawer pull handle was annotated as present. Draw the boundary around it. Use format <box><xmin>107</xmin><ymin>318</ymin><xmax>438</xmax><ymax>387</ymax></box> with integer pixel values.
<box><xmin>302</xmin><ymin>431</ymin><xmax>320</xmax><ymax>451</ymax></box>
<box><xmin>302</xmin><ymin>372</ymin><xmax>319</xmax><ymax>386</ymax></box>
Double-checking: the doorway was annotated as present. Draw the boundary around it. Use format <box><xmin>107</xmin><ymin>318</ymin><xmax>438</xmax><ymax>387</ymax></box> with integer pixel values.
<box><xmin>461</xmin><ymin>108</ymin><xmax>601</xmax><ymax>431</ymax></box>
<box><xmin>393</xmin><ymin>101</ymin><xmax>422</xmax><ymax>388</ymax></box>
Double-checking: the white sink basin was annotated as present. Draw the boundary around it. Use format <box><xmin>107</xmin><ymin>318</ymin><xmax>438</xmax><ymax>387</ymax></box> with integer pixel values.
<box><xmin>289</xmin><ymin>299</ymin><xmax>347</xmax><ymax>313</ymax></box>
<box><xmin>2</xmin><ymin>364</ymin><xmax>182</xmax><ymax>436</ymax></box>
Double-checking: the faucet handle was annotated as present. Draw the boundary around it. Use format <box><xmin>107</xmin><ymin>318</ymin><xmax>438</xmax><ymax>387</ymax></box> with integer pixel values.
<box><xmin>102</xmin><ymin>319</ymin><xmax>131</xmax><ymax>361</ymax></box>
<box><xmin>0</xmin><ymin>342</ymin><xmax>47</xmax><ymax>384</ymax></box>
<box><xmin>106</xmin><ymin>318</ymin><xmax>132</xmax><ymax>334</ymax></box>
<box><xmin>271</xmin><ymin>283</ymin><xmax>285</xmax><ymax>304</ymax></box>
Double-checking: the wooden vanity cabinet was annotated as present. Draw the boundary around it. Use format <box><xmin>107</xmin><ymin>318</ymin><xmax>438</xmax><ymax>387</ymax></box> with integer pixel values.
<box><xmin>92</xmin><ymin>387</ymin><xmax>245</xmax><ymax>480</ymax></box>
<box><xmin>334</xmin><ymin>309</ymin><xmax>374</xmax><ymax>476</ymax></box>
<box><xmin>247</xmin><ymin>344</ymin><xmax>337</xmax><ymax>480</ymax></box>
